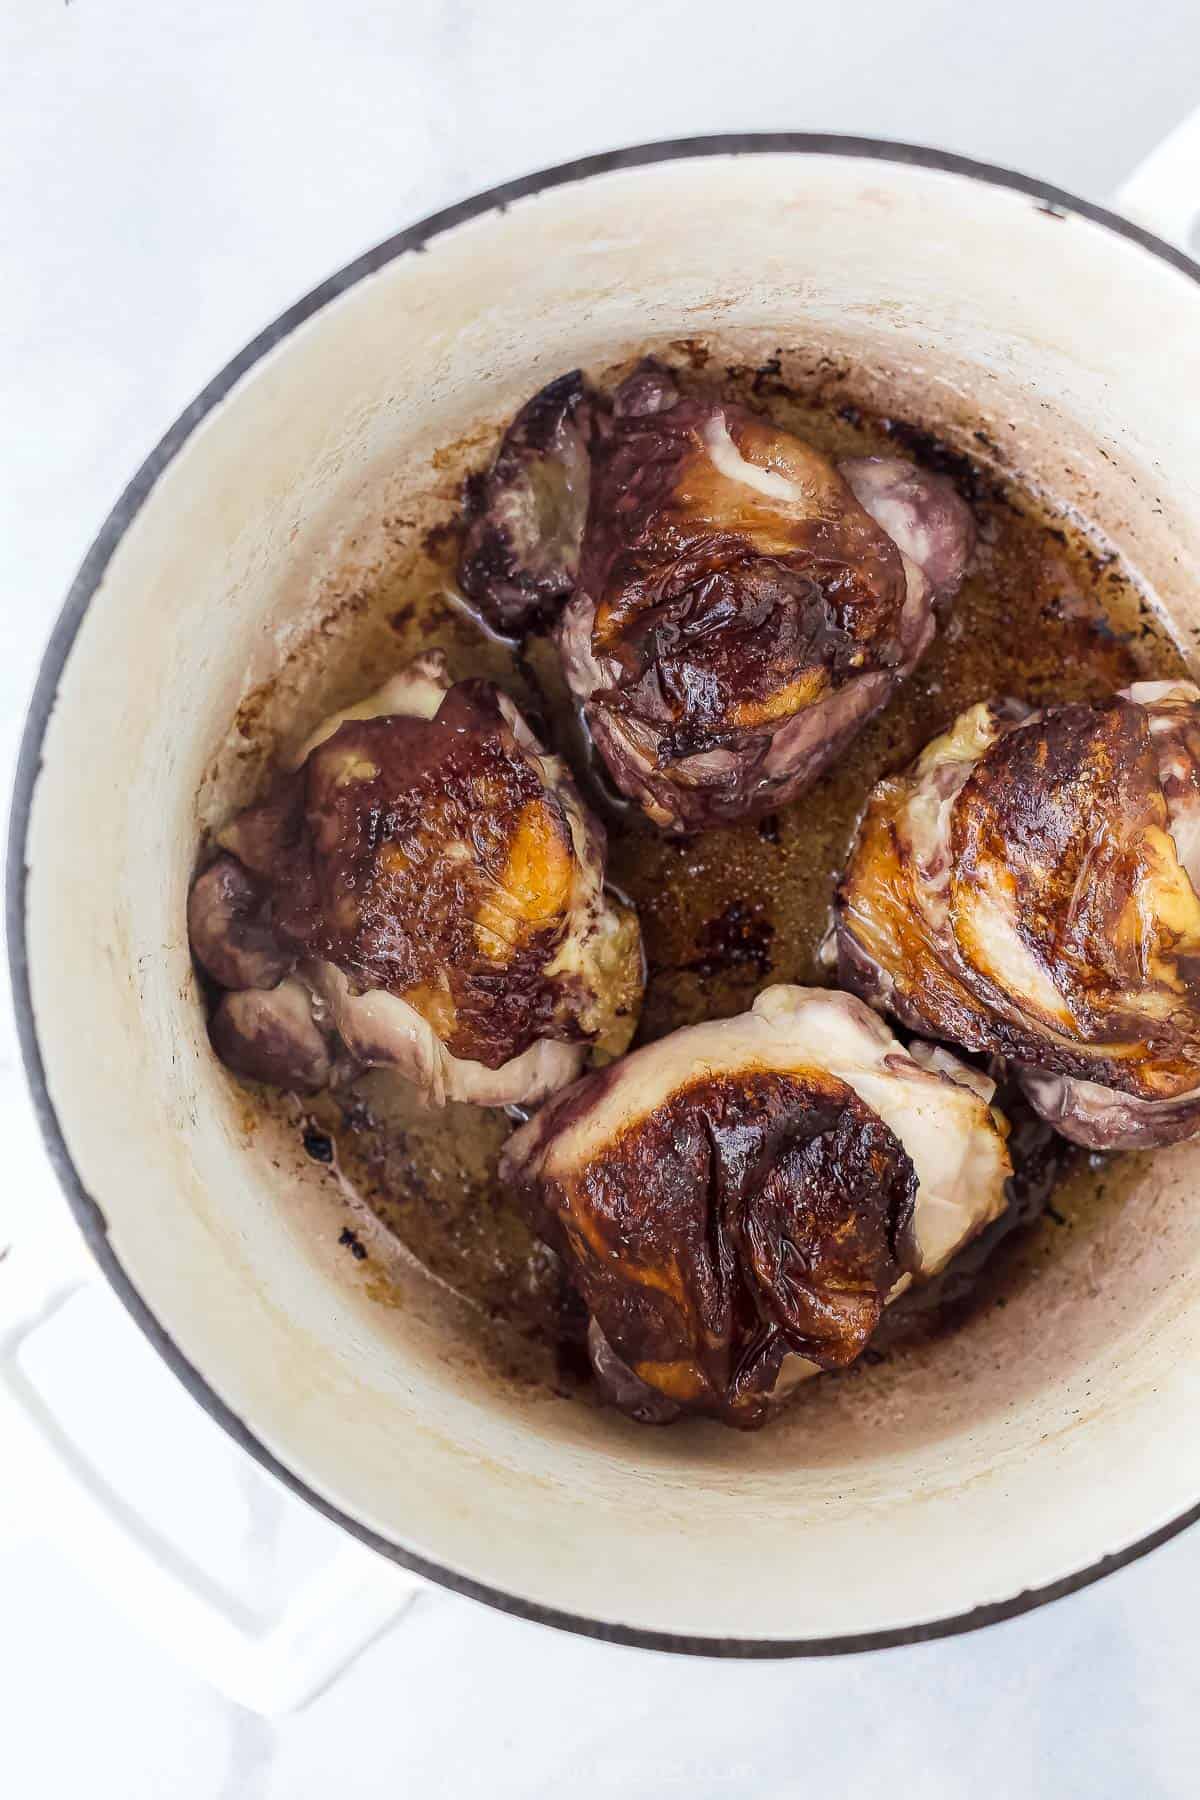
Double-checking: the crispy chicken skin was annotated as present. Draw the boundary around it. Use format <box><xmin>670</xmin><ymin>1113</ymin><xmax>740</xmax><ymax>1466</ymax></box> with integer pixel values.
<box><xmin>502</xmin><ymin>986</ymin><xmax>1010</xmax><ymax>1427</ymax></box>
<box><xmin>189</xmin><ymin>652</ymin><xmax>643</xmax><ymax>1108</ymax></box>
<box><xmin>836</xmin><ymin>681</ymin><xmax>1200</xmax><ymax>1149</ymax></box>
<box><xmin>461</xmin><ymin>362</ymin><xmax>974</xmax><ymax>833</ymax></box>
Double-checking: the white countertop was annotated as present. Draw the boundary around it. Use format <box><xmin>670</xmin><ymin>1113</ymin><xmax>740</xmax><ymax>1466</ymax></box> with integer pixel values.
<box><xmin>4</xmin><ymin>1</ymin><xmax>1200</xmax><ymax>1792</ymax></box>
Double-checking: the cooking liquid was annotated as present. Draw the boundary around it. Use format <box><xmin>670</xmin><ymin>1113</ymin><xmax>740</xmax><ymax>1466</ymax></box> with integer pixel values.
<box><xmin>275</xmin><ymin>356</ymin><xmax>1189</xmax><ymax>1412</ymax></box>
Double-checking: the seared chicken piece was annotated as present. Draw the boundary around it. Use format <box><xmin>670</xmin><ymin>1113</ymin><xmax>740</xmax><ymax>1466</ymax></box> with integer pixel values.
<box><xmin>458</xmin><ymin>371</ymin><xmax>595</xmax><ymax>636</ymax></box>
<box><xmin>836</xmin><ymin>681</ymin><xmax>1200</xmax><ymax>1149</ymax></box>
<box><xmin>502</xmin><ymin>986</ymin><xmax>1010</xmax><ymax>1427</ymax></box>
<box><xmin>189</xmin><ymin>651</ymin><xmax>643</xmax><ymax>1107</ymax></box>
<box><xmin>459</xmin><ymin>362</ymin><xmax>975</xmax><ymax>832</ymax></box>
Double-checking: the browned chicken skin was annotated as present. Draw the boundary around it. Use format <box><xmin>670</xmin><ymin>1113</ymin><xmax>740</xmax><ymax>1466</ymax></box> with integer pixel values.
<box><xmin>502</xmin><ymin>986</ymin><xmax>1010</xmax><ymax>1427</ymax></box>
<box><xmin>189</xmin><ymin>652</ymin><xmax>643</xmax><ymax>1107</ymax></box>
<box><xmin>518</xmin><ymin>1067</ymin><xmax>914</xmax><ymax>1427</ymax></box>
<box><xmin>836</xmin><ymin>681</ymin><xmax>1200</xmax><ymax>1149</ymax></box>
<box><xmin>460</xmin><ymin>362</ymin><xmax>975</xmax><ymax>832</ymax></box>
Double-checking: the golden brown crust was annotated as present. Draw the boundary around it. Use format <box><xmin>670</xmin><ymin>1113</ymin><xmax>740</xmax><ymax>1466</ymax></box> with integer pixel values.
<box><xmin>195</xmin><ymin>675</ymin><xmax>644</xmax><ymax>1078</ymax></box>
<box><xmin>837</xmin><ymin>694</ymin><xmax>1200</xmax><ymax>1101</ymax></box>
<box><xmin>507</xmin><ymin>1067</ymin><xmax>915</xmax><ymax>1428</ymax></box>
<box><xmin>462</xmin><ymin>361</ymin><xmax>974</xmax><ymax>834</ymax></box>
<box><xmin>581</xmin><ymin>396</ymin><xmax>908</xmax><ymax>766</ymax></box>
<box><xmin>302</xmin><ymin>683</ymin><xmax>579</xmax><ymax>1065</ymax></box>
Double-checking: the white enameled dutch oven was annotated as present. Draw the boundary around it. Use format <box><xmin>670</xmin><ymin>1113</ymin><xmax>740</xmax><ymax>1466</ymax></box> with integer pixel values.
<box><xmin>9</xmin><ymin>130</ymin><xmax>1200</xmax><ymax>1663</ymax></box>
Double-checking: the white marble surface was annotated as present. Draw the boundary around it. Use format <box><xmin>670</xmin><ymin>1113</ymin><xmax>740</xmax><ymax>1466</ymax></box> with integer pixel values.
<box><xmin>4</xmin><ymin>0</ymin><xmax>1200</xmax><ymax>1792</ymax></box>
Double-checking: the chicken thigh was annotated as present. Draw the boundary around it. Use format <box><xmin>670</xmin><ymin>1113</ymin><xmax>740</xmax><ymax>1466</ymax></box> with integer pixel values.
<box><xmin>461</xmin><ymin>362</ymin><xmax>975</xmax><ymax>833</ymax></box>
<box><xmin>189</xmin><ymin>652</ymin><xmax>643</xmax><ymax>1108</ymax></box>
<box><xmin>502</xmin><ymin>985</ymin><xmax>1010</xmax><ymax>1427</ymax></box>
<box><xmin>836</xmin><ymin>681</ymin><xmax>1200</xmax><ymax>1149</ymax></box>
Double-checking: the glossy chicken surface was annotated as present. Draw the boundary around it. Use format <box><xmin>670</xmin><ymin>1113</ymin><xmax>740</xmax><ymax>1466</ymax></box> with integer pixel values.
<box><xmin>461</xmin><ymin>362</ymin><xmax>974</xmax><ymax>832</ymax></box>
<box><xmin>189</xmin><ymin>652</ymin><xmax>643</xmax><ymax>1108</ymax></box>
<box><xmin>502</xmin><ymin>986</ymin><xmax>1011</xmax><ymax>1426</ymax></box>
<box><xmin>836</xmin><ymin>681</ymin><xmax>1200</xmax><ymax>1149</ymax></box>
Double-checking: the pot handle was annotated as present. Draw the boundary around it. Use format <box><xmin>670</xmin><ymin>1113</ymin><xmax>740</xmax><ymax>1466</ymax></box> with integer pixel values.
<box><xmin>1113</xmin><ymin>107</ymin><xmax>1200</xmax><ymax>252</ymax></box>
<box><xmin>0</xmin><ymin>1237</ymin><xmax>420</xmax><ymax>1716</ymax></box>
